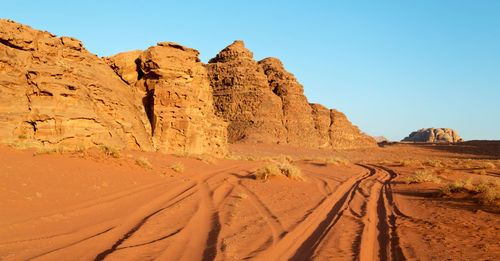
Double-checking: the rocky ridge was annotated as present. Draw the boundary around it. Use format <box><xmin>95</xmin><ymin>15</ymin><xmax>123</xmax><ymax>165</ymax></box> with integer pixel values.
<box><xmin>207</xmin><ymin>41</ymin><xmax>376</xmax><ymax>149</ymax></box>
<box><xmin>0</xmin><ymin>20</ymin><xmax>376</xmax><ymax>155</ymax></box>
<box><xmin>402</xmin><ymin>128</ymin><xmax>463</xmax><ymax>143</ymax></box>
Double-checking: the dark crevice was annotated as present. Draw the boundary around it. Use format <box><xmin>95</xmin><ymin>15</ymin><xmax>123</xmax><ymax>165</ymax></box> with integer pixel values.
<box><xmin>0</xmin><ymin>39</ymin><xmax>31</xmax><ymax>51</ymax></box>
<box><xmin>142</xmin><ymin>88</ymin><xmax>155</xmax><ymax>135</ymax></box>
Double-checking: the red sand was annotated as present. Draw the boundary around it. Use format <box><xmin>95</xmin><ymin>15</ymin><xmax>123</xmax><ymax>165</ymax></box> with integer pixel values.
<box><xmin>0</xmin><ymin>142</ymin><xmax>499</xmax><ymax>260</ymax></box>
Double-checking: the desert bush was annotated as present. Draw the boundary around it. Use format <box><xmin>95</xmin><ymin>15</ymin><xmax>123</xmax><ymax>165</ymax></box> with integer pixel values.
<box><xmin>440</xmin><ymin>179</ymin><xmax>500</xmax><ymax>204</ymax></box>
<box><xmin>254</xmin><ymin>161</ymin><xmax>303</xmax><ymax>181</ymax></box>
<box><xmin>33</xmin><ymin>143</ymin><xmax>67</xmax><ymax>156</ymax></box>
<box><xmin>169</xmin><ymin>162</ymin><xmax>184</xmax><ymax>173</ymax></box>
<box><xmin>438</xmin><ymin>178</ymin><xmax>473</xmax><ymax>195</ymax></box>
<box><xmin>472</xmin><ymin>169</ymin><xmax>487</xmax><ymax>175</ymax></box>
<box><xmin>478</xmin><ymin>162</ymin><xmax>496</xmax><ymax>169</ymax></box>
<box><xmin>99</xmin><ymin>145</ymin><xmax>120</xmax><ymax>158</ymax></box>
<box><xmin>426</xmin><ymin>160</ymin><xmax>444</xmax><ymax>168</ymax></box>
<box><xmin>136</xmin><ymin>157</ymin><xmax>152</xmax><ymax>169</ymax></box>
<box><xmin>406</xmin><ymin>170</ymin><xmax>441</xmax><ymax>184</ymax></box>
<box><xmin>400</xmin><ymin>159</ymin><xmax>422</xmax><ymax>167</ymax></box>
<box><xmin>18</xmin><ymin>134</ymin><xmax>27</xmax><ymax>140</ymax></box>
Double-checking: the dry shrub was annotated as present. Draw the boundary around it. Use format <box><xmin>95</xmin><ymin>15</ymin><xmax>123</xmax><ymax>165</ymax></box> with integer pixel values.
<box><xmin>472</xmin><ymin>169</ymin><xmax>487</xmax><ymax>175</ymax></box>
<box><xmin>254</xmin><ymin>161</ymin><xmax>303</xmax><ymax>181</ymax></box>
<box><xmin>136</xmin><ymin>157</ymin><xmax>152</xmax><ymax>169</ymax></box>
<box><xmin>439</xmin><ymin>178</ymin><xmax>473</xmax><ymax>195</ymax></box>
<box><xmin>474</xmin><ymin>182</ymin><xmax>500</xmax><ymax>204</ymax></box>
<box><xmin>401</xmin><ymin>159</ymin><xmax>422</xmax><ymax>167</ymax></box>
<box><xmin>99</xmin><ymin>144</ymin><xmax>120</xmax><ymax>158</ymax></box>
<box><xmin>426</xmin><ymin>160</ymin><xmax>444</xmax><ymax>168</ymax></box>
<box><xmin>478</xmin><ymin>162</ymin><xmax>496</xmax><ymax>169</ymax></box>
<box><xmin>439</xmin><ymin>179</ymin><xmax>500</xmax><ymax>204</ymax></box>
<box><xmin>169</xmin><ymin>162</ymin><xmax>184</xmax><ymax>173</ymax></box>
<box><xmin>406</xmin><ymin>169</ymin><xmax>441</xmax><ymax>184</ymax></box>
<box><xmin>33</xmin><ymin>143</ymin><xmax>67</xmax><ymax>156</ymax></box>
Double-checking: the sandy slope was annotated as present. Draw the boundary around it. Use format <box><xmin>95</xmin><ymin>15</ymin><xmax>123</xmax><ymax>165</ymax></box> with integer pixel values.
<box><xmin>0</xmin><ymin>142</ymin><xmax>499</xmax><ymax>260</ymax></box>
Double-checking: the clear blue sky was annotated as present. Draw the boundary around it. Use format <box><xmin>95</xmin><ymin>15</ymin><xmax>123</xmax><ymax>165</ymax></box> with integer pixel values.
<box><xmin>2</xmin><ymin>1</ymin><xmax>499</xmax><ymax>141</ymax></box>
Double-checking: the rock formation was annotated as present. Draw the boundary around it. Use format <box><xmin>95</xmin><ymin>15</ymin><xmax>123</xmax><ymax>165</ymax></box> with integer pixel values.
<box><xmin>207</xmin><ymin>41</ymin><xmax>377</xmax><ymax>149</ymax></box>
<box><xmin>206</xmin><ymin>41</ymin><xmax>286</xmax><ymax>144</ymax></box>
<box><xmin>103</xmin><ymin>50</ymin><xmax>142</xmax><ymax>85</ymax></box>
<box><xmin>402</xmin><ymin>128</ymin><xmax>463</xmax><ymax>143</ymax></box>
<box><xmin>0</xmin><ymin>19</ymin><xmax>153</xmax><ymax>150</ymax></box>
<box><xmin>135</xmin><ymin>42</ymin><xmax>227</xmax><ymax>156</ymax></box>
<box><xmin>0</xmin><ymin>20</ymin><xmax>376</xmax><ymax>154</ymax></box>
<box><xmin>373</xmin><ymin>136</ymin><xmax>388</xmax><ymax>143</ymax></box>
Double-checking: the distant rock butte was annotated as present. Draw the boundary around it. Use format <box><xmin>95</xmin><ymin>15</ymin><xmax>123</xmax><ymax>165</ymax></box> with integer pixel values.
<box><xmin>207</xmin><ymin>41</ymin><xmax>376</xmax><ymax>149</ymax></box>
<box><xmin>0</xmin><ymin>20</ymin><xmax>376</xmax><ymax>154</ymax></box>
<box><xmin>402</xmin><ymin>128</ymin><xmax>463</xmax><ymax>143</ymax></box>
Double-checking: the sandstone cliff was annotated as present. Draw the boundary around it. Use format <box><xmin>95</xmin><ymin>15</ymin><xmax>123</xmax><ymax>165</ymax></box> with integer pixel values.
<box><xmin>206</xmin><ymin>41</ymin><xmax>286</xmax><ymax>144</ymax></box>
<box><xmin>402</xmin><ymin>128</ymin><xmax>463</xmax><ymax>143</ymax></box>
<box><xmin>0</xmin><ymin>19</ymin><xmax>153</xmax><ymax>150</ymax></box>
<box><xmin>135</xmin><ymin>42</ymin><xmax>227</xmax><ymax>156</ymax></box>
<box><xmin>0</xmin><ymin>20</ymin><xmax>376</xmax><ymax>154</ymax></box>
<box><xmin>207</xmin><ymin>41</ymin><xmax>376</xmax><ymax>149</ymax></box>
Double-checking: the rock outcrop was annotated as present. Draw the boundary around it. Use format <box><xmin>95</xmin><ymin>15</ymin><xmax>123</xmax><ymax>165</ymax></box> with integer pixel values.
<box><xmin>207</xmin><ymin>41</ymin><xmax>376</xmax><ymax>149</ymax></box>
<box><xmin>373</xmin><ymin>136</ymin><xmax>388</xmax><ymax>143</ymax></box>
<box><xmin>103</xmin><ymin>50</ymin><xmax>142</xmax><ymax>85</ymax></box>
<box><xmin>0</xmin><ymin>19</ymin><xmax>153</xmax><ymax>150</ymax></box>
<box><xmin>206</xmin><ymin>41</ymin><xmax>286</xmax><ymax>144</ymax></box>
<box><xmin>0</xmin><ymin>19</ymin><xmax>376</xmax><ymax>154</ymax></box>
<box><xmin>402</xmin><ymin>128</ymin><xmax>463</xmax><ymax>143</ymax></box>
<box><xmin>135</xmin><ymin>42</ymin><xmax>227</xmax><ymax>156</ymax></box>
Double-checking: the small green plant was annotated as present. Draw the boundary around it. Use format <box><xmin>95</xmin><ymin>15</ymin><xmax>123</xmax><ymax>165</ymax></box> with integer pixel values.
<box><xmin>136</xmin><ymin>157</ymin><xmax>152</xmax><ymax>169</ymax></box>
<box><xmin>169</xmin><ymin>162</ymin><xmax>184</xmax><ymax>173</ymax></box>
<box><xmin>405</xmin><ymin>169</ymin><xmax>441</xmax><ymax>184</ymax></box>
<box><xmin>18</xmin><ymin>134</ymin><xmax>27</xmax><ymax>140</ymax></box>
<box><xmin>99</xmin><ymin>144</ymin><xmax>120</xmax><ymax>158</ymax></box>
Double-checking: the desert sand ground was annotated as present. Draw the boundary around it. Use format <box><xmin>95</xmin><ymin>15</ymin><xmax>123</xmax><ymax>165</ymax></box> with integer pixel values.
<box><xmin>1</xmin><ymin>142</ymin><xmax>499</xmax><ymax>260</ymax></box>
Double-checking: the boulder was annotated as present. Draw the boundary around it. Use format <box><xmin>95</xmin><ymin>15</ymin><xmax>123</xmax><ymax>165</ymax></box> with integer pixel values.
<box><xmin>0</xmin><ymin>19</ymin><xmax>153</xmax><ymax>150</ymax></box>
<box><xmin>402</xmin><ymin>128</ymin><xmax>463</xmax><ymax>143</ymax></box>
<box><xmin>136</xmin><ymin>42</ymin><xmax>227</xmax><ymax>156</ymax></box>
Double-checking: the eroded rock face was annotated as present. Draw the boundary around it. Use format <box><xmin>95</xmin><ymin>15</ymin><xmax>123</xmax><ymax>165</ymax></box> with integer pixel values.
<box><xmin>207</xmin><ymin>40</ymin><xmax>376</xmax><ymax>149</ymax></box>
<box><xmin>402</xmin><ymin>128</ymin><xmax>463</xmax><ymax>143</ymax></box>
<box><xmin>258</xmin><ymin>57</ymin><xmax>323</xmax><ymax>148</ymax></box>
<box><xmin>103</xmin><ymin>50</ymin><xmax>142</xmax><ymax>85</ymax></box>
<box><xmin>329</xmin><ymin>109</ymin><xmax>377</xmax><ymax>149</ymax></box>
<box><xmin>0</xmin><ymin>19</ymin><xmax>153</xmax><ymax>150</ymax></box>
<box><xmin>206</xmin><ymin>41</ymin><xmax>286</xmax><ymax>144</ymax></box>
<box><xmin>136</xmin><ymin>42</ymin><xmax>227</xmax><ymax>156</ymax></box>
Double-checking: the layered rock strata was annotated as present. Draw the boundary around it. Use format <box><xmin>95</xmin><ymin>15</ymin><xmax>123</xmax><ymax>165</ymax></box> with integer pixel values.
<box><xmin>0</xmin><ymin>19</ymin><xmax>153</xmax><ymax>150</ymax></box>
<box><xmin>207</xmin><ymin>41</ymin><xmax>376</xmax><ymax>149</ymax></box>
<box><xmin>135</xmin><ymin>42</ymin><xmax>228</xmax><ymax>156</ymax></box>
